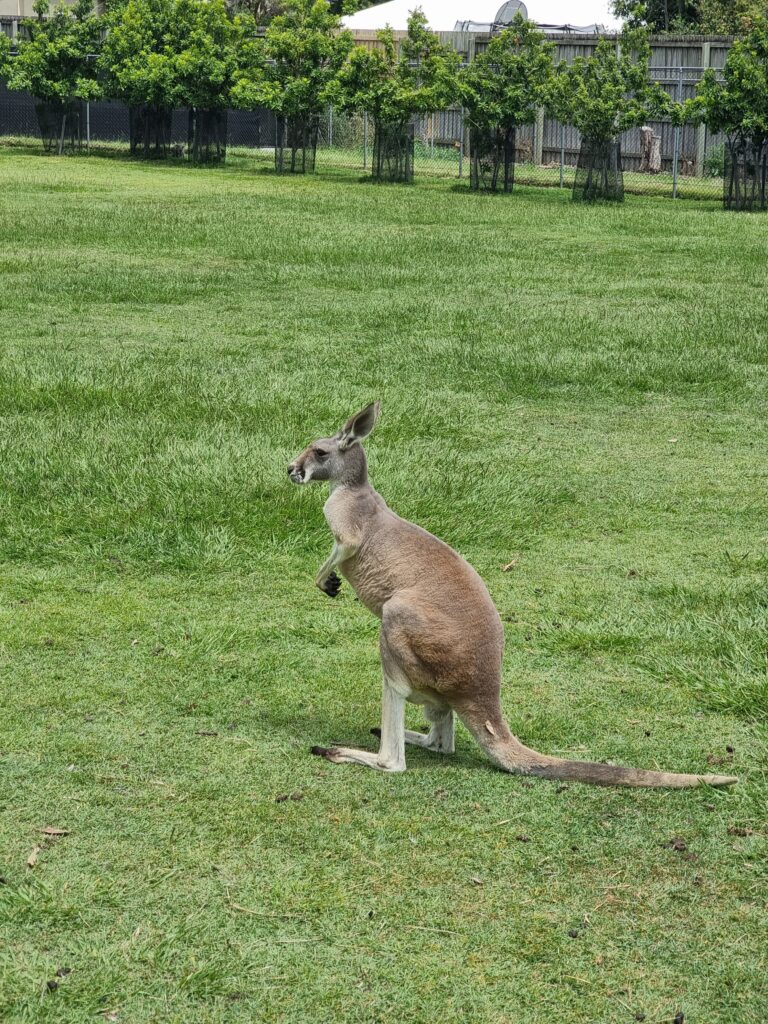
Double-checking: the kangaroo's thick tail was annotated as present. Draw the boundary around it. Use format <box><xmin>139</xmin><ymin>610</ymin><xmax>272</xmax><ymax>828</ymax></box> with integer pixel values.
<box><xmin>459</xmin><ymin>709</ymin><xmax>737</xmax><ymax>790</ymax></box>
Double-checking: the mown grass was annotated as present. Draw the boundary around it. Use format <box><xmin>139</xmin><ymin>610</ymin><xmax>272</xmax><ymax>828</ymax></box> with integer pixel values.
<box><xmin>0</xmin><ymin>149</ymin><xmax>766</xmax><ymax>1024</ymax></box>
<box><xmin>0</xmin><ymin>134</ymin><xmax>728</xmax><ymax>199</ymax></box>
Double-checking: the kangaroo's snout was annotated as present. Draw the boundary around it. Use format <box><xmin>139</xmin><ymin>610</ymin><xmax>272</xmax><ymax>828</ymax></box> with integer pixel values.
<box><xmin>288</xmin><ymin>461</ymin><xmax>305</xmax><ymax>484</ymax></box>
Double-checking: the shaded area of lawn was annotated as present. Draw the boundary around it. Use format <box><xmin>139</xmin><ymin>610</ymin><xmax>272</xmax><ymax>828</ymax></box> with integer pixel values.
<box><xmin>0</xmin><ymin>151</ymin><xmax>766</xmax><ymax>1023</ymax></box>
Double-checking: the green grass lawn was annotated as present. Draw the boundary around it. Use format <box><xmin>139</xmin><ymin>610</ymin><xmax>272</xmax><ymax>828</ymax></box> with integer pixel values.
<box><xmin>0</xmin><ymin>150</ymin><xmax>766</xmax><ymax>1024</ymax></box>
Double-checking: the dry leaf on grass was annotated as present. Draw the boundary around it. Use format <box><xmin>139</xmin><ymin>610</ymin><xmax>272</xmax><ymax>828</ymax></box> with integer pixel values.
<box><xmin>27</xmin><ymin>846</ymin><xmax>41</xmax><ymax>868</ymax></box>
<box><xmin>42</xmin><ymin>827</ymin><xmax>70</xmax><ymax>837</ymax></box>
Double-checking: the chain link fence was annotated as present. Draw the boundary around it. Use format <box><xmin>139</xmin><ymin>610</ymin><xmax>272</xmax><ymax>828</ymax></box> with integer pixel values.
<box><xmin>0</xmin><ymin>78</ymin><xmax>730</xmax><ymax>201</ymax></box>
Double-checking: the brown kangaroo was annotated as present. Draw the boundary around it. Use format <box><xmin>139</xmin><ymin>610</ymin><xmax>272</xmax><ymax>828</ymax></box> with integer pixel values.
<box><xmin>288</xmin><ymin>402</ymin><xmax>737</xmax><ymax>789</ymax></box>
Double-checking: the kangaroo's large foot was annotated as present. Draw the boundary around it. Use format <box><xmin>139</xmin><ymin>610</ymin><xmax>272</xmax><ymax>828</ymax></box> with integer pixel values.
<box><xmin>310</xmin><ymin>745</ymin><xmax>405</xmax><ymax>772</ymax></box>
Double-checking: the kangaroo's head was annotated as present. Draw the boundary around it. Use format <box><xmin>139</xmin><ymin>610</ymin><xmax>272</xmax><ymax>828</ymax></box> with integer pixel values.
<box><xmin>288</xmin><ymin>401</ymin><xmax>380</xmax><ymax>487</ymax></box>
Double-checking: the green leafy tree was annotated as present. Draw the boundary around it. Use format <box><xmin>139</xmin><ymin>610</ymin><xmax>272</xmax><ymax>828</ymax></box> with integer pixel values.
<box><xmin>334</xmin><ymin>11</ymin><xmax>459</xmax><ymax>127</ymax></box>
<box><xmin>458</xmin><ymin>14</ymin><xmax>553</xmax><ymax>134</ymax></box>
<box><xmin>332</xmin><ymin>11</ymin><xmax>459</xmax><ymax>180</ymax></box>
<box><xmin>548</xmin><ymin>24</ymin><xmax>667</xmax><ymax>199</ymax></box>
<box><xmin>169</xmin><ymin>0</ymin><xmax>253</xmax><ymax>112</ymax></box>
<box><xmin>697</xmin><ymin>19</ymin><xmax>768</xmax><ymax>206</ymax></box>
<box><xmin>231</xmin><ymin>0</ymin><xmax>351</xmax><ymax>173</ymax></box>
<box><xmin>101</xmin><ymin>0</ymin><xmax>256</xmax><ymax>158</ymax></box>
<box><xmin>0</xmin><ymin>32</ymin><xmax>11</xmax><ymax>82</ymax></box>
<box><xmin>7</xmin><ymin>0</ymin><xmax>102</xmax><ymax>103</ymax></box>
<box><xmin>697</xmin><ymin>19</ymin><xmax>768</xmax><ymax>144</ymax></box>
<box><xmin>613</xmin><ymin>0</ymin><xmax>767</xmax><ymax>33</ymax></box>
<box><xmin>99</xmin><ymin>0</ymin><xmax>178</xmax><ymax>114</ymax></box>
<box><xmin>548</xmin><ymin>25</ymin><xmax>667</xmax><ymax>145</ymax></box>
<box><xmin>232</xmin><ymin>0</ymin><xmax>351</xmax><ymax>120</ymax></box>
<box><xmin>103</xmin><ymin>0</ymin><xmax>255</xmax><ymax>112</ymax></box>
<box><xmin>229</xmin><ymin>0</ymin><xmax>281</xmax><ymax>22</ymax></box>
<box><xmin>169</xmin><ymin>0</ymin><xmax>257</xmax><ymax>161</ymax></box>
<box><xmin>612</xmin><ymin>0</ymin><xmax>696</xmax><ymax>32</ymax></box>
<box><xmin>230</xmin><ymin>0</ymin><xmax>378</xmax><ymax>23</ymax></box>
<box><xmin>458</xmin><ymin>13</ymin><xmax>553</xmax><ymax>189</ymax></box>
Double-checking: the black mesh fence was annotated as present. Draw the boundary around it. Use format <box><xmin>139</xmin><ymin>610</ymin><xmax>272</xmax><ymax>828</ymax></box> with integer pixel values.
<box><xmin>724</xmin><ymin>137</ymin><xmax>768</xmax><ymax>212</ymax></box>
<box><xmin>187</xmin><ymin>108</ymin><xmax>227</xmax><ymax>164</ymax></box>
<box><xmin>275</xmin><ymin>114</ymin><xmax>319</xmax><ymax>174</ymax></box>
<box><xmin>129</xmin><ymin>104</ymin><xmax>172</xmax><ymax>158</ymax></box>
<box><xmin>372</xmin><ymin>121</ymin><xmax>414</xmax><ymax>183</ymax></box>
<box><xmin>1</xmin><ymin>80</ymin><xmax>38</xmax><ymax>138</ymax></box>
<box><xmin>0</xmin><ymin>82</ymin><xmax>279</xmax><ymax>161</ymax></box>
<box><xmin>469</xmin><ymin>124</ymin><xmax>515</xmax><ymax>192</ymax></box>
<box><xmin>34</xmin><ymin>99</ymin><xmax>85</xmax><ymax>154</ymax></box>
<box><xmin>573</xmin><ymin>138</ymin><xmax>624</xmax><ymax>203</ymax></box>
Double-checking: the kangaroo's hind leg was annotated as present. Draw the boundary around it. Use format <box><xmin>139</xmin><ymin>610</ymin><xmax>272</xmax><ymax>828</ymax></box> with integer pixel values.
<box><xmin>310</xmin><ymin>628</ymin><xmax>409</xmax><ymax>772</ymax></box>
<box><xmin>372</xmin><ymin>704</ymin><xmax>454</xmax><ymax>753</ymax></box>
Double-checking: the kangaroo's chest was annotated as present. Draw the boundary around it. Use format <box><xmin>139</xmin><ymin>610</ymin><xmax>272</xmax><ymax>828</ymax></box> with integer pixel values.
<box><xmin>338</xmin><ymin>548</ymin><xmax>394</xmax><ymax>618</ymax></box>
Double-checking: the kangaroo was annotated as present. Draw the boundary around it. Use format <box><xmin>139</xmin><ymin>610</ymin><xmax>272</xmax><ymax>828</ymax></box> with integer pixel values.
<box><xmin>287</xmin><ymin>402</ymin><xmax>737</xmax><ymax>789</ymax></box>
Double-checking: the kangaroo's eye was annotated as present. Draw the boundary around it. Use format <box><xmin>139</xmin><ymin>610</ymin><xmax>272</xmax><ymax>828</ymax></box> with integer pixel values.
<box><xmin>315</xmin><ymin>448</ymin><xmax>328</xmax><ymax>458</ymax></box>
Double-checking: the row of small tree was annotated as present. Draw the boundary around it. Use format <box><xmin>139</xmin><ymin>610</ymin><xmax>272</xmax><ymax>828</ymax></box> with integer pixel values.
<box><xmin>1</xmin><ymin>0</ymin><xmax>767</xmax><ymax>207</ymax></box>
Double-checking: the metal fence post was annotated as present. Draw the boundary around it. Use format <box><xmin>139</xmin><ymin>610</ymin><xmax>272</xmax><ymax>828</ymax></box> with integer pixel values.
<box><xmin>534</xmin><ymin>106</ymin><xmax>544</xmax><ymax>166</ymax></box>
<box><xmin>328</xmin><ymin>104</ymin><xmax>333</xmax><ymax>149</ymax></box>
<box><xmin>363</xmin><ymin>110</ymin><xmax>368</xmax><ymax>169</ymax></box>
<box><xmin>559</xmin><ymin>123</ymin><xmax>565</xmax><ymax>187</ymax></box>
<box><xmin>672</xmin><ymin>66</ymin><xmax>682</xmax><ymax>198</ymax></box>
<box><xmin>86</xmin><ymin>101</ymin><xmax>91</xmax><ymax>154</ymax></box>
<box><xmin>458</xmin><ymin>108</ymin><xmax>464</xmax><ymax>178</ymax></box>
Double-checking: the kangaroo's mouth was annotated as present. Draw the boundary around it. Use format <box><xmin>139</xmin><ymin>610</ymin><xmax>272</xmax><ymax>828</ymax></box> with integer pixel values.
<box><xmin>288</xmin><ymin>465</ymin><xmax>306</xmax><ymax>484</ymax></box>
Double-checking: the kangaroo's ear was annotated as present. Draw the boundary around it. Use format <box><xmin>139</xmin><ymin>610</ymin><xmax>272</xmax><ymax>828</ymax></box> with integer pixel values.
<box><xmin>336</xmin><ymin>401</ymin><xmax>381</xmax><ymax>451</ymax></box>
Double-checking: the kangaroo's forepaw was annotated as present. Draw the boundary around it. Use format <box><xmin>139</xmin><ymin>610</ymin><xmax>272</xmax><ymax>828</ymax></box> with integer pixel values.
<box><xmin>319</xmin><ymin>571</ymin><xmax>342</xmax><ymax>598</ymax></box>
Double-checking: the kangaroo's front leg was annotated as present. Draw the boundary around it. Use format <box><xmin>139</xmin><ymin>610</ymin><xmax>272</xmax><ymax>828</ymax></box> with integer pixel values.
<box><xmin>315</xmin><ymin>541</ymin><xmax>355</xmax><ymax>597</ymax></box>
<box><xmin>311</xmin><ymin>679</ymin><xmax>406</xmax><ymax>772</ymax></box>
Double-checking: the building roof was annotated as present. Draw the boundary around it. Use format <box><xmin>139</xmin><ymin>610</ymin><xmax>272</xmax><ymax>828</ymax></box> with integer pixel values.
<box><xmin>343</xmin><ymin>0</ymin><xmax>623</xmax><ymax>33</ymax></box>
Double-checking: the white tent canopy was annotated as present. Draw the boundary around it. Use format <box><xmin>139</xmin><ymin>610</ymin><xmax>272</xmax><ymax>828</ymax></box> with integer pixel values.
<box><xmin>344</xmin><ymin>0</ymin><xmax>623</xmax><ymax>32</ymax></box>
